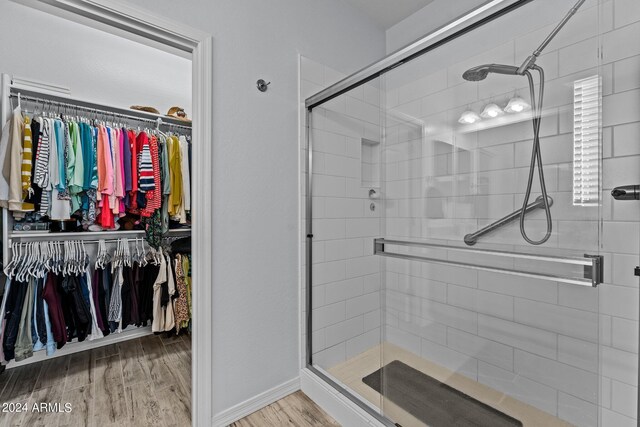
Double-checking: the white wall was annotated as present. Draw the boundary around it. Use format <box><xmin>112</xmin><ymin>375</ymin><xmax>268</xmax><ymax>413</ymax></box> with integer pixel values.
<box><xmin>127</xmin><ymin>0</ymin><xmax>386</xmax><ymax>417</ymax></box>
<box><xmin>0</xmin><ymin>1</ymin><xmax>191</xmax><ymax>115</ymax></box>
<box><xmin>386</xmin><ymin>0</ymin><xmax>486</xmax><ymax>53</ymax></box>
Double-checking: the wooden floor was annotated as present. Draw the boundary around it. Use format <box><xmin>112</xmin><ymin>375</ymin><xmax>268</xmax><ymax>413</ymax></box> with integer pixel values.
<box><xmin>0</xmin><ymin>333</ymin><xmax>191</xmax><ymax>427</ymax></box>
<box><xmin>230</xmin><ymin>391</ymin><xmax>340</xmax><ymax>427</ymax></box>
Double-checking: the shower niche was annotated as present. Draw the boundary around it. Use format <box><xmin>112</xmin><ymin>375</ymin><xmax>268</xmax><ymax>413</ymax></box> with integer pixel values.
<box><xmin>361</xmin><ymin>137</ymin><xmax>380</xmax><ymax>189</ymax></box>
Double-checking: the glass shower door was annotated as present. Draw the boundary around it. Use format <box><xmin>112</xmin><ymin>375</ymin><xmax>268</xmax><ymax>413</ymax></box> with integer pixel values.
<box><xmin>378</xmin><ymin>0</ymin><xmax>604</xmax><ymax>426</ymax></box>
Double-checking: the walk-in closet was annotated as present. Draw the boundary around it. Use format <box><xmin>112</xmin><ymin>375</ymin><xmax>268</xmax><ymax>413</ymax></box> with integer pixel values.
<box><xmin>0</xmin><ymin>3</ymin><xmax>194</xmax><ymax>425</ymax></box>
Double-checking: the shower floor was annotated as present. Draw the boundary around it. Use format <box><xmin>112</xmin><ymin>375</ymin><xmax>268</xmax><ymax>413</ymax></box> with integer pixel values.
<box><xmin>327</xmin><ymin>343</ymin><xmax>573</xmax><ymax>427</ymax></box>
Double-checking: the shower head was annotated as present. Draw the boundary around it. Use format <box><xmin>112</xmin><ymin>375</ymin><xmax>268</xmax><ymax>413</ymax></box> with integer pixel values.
<box><xmin>462</xmin><ymin>64</ymin><xmax>520</xmax><ymax>81</ymax></box>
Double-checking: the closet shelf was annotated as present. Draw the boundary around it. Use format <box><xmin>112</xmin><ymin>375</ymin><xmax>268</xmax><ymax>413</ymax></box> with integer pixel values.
<box><xmin>9</xmin><ymin>228</ymin><xmax>191</xmax><ymax>240</ymax></box>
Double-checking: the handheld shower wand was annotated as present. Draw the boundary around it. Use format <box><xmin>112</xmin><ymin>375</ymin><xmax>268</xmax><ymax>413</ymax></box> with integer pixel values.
<box><xmin>462</xmin><ymin>0</ymin><xmax>586</xmax><ymax>245</ymax></box>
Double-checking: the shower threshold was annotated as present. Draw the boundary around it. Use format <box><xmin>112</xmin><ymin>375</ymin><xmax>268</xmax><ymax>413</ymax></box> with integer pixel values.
<box><xmin>326</xmin><ymin>343</ymin><xmax>575</xmax><ymax>427</ymax></box>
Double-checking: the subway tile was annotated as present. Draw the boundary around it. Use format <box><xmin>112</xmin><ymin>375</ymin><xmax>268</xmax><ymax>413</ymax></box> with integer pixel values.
<box><xmin>601</xmin><ymin>408</ymin><xmax>637</xmax><ymax>427</ymax></box>
<box><xmin>346</xmin><ymin>328</ymin><xmax>381</xmax><ymax>360</ymax></box>
<box><xmin>613</xmin><ymin>122</ymin><xmax>640</xmax><ymax>157</ymax></box>
<box><xmin>603</xmin><ymin>89</ymin><xmax>640</xmax><ymax>127</ymax></box>
<box><xmin>559</xmin><ymin>36</ymin><xmax>599</xmax><ymax>76</ymax></box>
<box><xmin>421</xmin><ymin>339</ymin><xmax>478</xmax><ymax>381</ymax></box>
<box><xmin>324</xmin><ymin>316</ymin><xmax>364</xmax><ymax>348</ymax></box>
<box><xmin>447</xmin><ymin>284</ymin><xmax>514</xmax><ymax>320</ymax></box>
<box><xmin>313</xmin><ymin>175</ymin><xmax>346</xmax><ymax>197</ymax></box>
<box><xmin>514</xmin><ymin>298</ymin><xmax>598</xmax><ymax>342</ymax></box>
<box><xmin>396</xmin><ymin>274</ymin><xmax>447</xmax><ymax>303</ymax></box>
<box><xmin>386</xmin><ymin>325</ymin><xmax>421</xmax><ymax>355</ymax></box>
<box><xmin>362</xmin><ymin>273</ymin><xmax>381</xmax><ymax>293</ymax></box>
<box><xmin>312</xmin><ymin>301</ymin><xmax>346</xmax><ymax>331</ymax></box>
<box><xmin>600</xmin><ymin>284</ymin><xmax>639</xmax><ymax>320</ymax></box>
<box><xmin>324</xmin><ymin>278</ymin><xmax>363</xmax><ymax>305</ymax></box>
<box><xmin>611</xmin><ymin>380</ymin><xmax>638</xmax><ymax>419</ymax></box>
<box><xmin>478</xmin><ymin>361</ymin><xmax>558</xmax><ymax>415</ymax></box>
<box><xmin>558</xmin><ymin>392</ymin><xmax>598</xmax><ymax>427</ymax></box>
<box><xmin>345</xmin><ymin>218</ymin><xmax>380</xmax><ymax>238</ymax></box>
<box><xmin>313</xmin><ymin>130</ymin><xmax>346</xmax><ymax>155</ymax></box>
<box><xmin>602</xmin><ymin>376</ymin><xmax>612</xmax><ymax>409</ymax></box>
<box><xmin>515</xmin><ymin>350</ymin><xmax>598</xmax><ymax>403</ymax></box>
<box><xmin>478</xmin><ymin>314</ymin><xmax>557</xmax><ymax>359</ymax></box>
<box><xmin>363</xmin><ymin>309</ymin><xmax>381</xmax><ymax>332</ymax></box>
<box><xmin>447</xmin><ymin>328</ymin><xmax>514</xmax><ymax>371</ymax></box>
<box><xmin>614</xmin><ymin>55</ymin><xmax>640</xmax><ymax>92</ymax></box>
<box><xmin>614</xmin><ymin>0</ymin><xmax>640</xmax><ymax>28</ymax></box>
<box><xmin>478</xmin><ymin>271</ymin><xmax>558</xmax><ymax>304</ymax></box>
<box><xmin>346</xmin><ymin>256</ymin><xmax>379</xmax><ymax>278</ymax></box>
<box><xmin>324</xmin><ymin>238</ymin><xmax>364</xmax><ymax>262</ymax></box>
<box><xmin>515</xmin><ymin>133</ymin><xmax>572</xmax><ymax>167</ymax></box>
<box><xmin>558</xmin><ymin>283</ymin><xmax>598</xmax><ymax>312</ymax></box>
<box><xmin>324</xmin><ymin>66</ymin><xmax>346</xmax><ymax>87</ymax></box>
<box><xmin>558</xmin><ymin>335</ymin><xmax>599</xmax><ymax>373</ymax></box>
<box><xmin>346</xmin><ymin>291</ymin><xmax>380</xmax><ymax>318</ymax></box>
<box><xmin>395</xmin><ymin>313</ymin><xmax>447</xmax><ymax>345</ymax></box>
<box><xmin>603</xmin><ymin>21</ymin><xmax>640</xmax><ymax>63</ymax></box>
<box><xmin>313</xmin><ymin>343</ymin><xmax>346</xmax><ymax>369</ymax></box>
<box><xmin>601</xmin><ymin>314</ymin><xmax>613</xmax><ymax>347</ymax></box>
<box><xmin>601</xmin><ymin>345</ymin><xmax>637</xmax><ymax>386</ymax></box>
<box><xmin>312</xmin><ymin>260</ymin><xmax>345</xmax><ymax>285</ymax></box>
<box><xmin>602</xmin><ymin>221</ymin><xmax>640</xmax><ymax>254</ymax></box>
<box><xmin>312</xmin><ymin>328</ymin><xmax>325</xmax><ymax>353</ymax></box>
<box><xmin>301</xmin><ymin>79</ymin><xmax>324</xmax><ymax>99</ymax></box>
<box><xmin>421</xmin><ymin>299</ymin><xmax>478</xmax><ymax>334</ymax></box>
<box><xmin>612</xmin><ymin>317</ymin><xmax>639</xmax><ymax>353</ymax></box>
<box><xmin>603</xmin><ymin>156</ymin><xmax>640</xmax><ymax>190</ymax></box>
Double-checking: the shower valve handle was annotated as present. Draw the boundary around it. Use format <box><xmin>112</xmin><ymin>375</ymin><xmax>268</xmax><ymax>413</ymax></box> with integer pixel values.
<box><xmin>611</xmin><ymin>185</ymin><xmax>640</xmax><ymax>200</ymax></box>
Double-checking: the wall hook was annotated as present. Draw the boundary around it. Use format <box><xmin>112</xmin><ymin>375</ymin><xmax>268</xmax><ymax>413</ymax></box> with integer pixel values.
<box><xmin>257</xmin><ymin>79</ymin><xmax>271</xmax><ymax>92</ymax></box>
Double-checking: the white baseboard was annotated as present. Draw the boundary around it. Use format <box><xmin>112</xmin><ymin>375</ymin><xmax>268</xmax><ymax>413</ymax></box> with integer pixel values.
<box><xmin>211</xmin><ymin>377</ymin><xmax>300</xmax><ymax>427</ymax></box>
<box><xmin>300</xmin><ymin>368</ymin><xmax>387</xmax><ymax>427</ymax></box>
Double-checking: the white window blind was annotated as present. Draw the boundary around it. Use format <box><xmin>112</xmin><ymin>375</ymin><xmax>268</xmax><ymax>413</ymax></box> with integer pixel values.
<box><xmin>573</xmin><ymin>75</ymin><xmax>601</xmax><ymax>207</ymax></box>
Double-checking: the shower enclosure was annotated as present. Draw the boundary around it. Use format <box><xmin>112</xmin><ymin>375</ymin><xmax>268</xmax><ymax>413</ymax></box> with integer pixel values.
<box><xmin>304</xmin><ymin>0</ymin><xmax>639</xmax><ymax>426</ymax></box>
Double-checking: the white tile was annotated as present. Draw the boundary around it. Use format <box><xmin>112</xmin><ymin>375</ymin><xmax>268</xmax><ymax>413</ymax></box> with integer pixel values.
<box><xmin>558</xmin><ymin>392</ymin><xmax>598</xmax><ymax>427</ymax></box>
<box><xmin>515</xmin><ymin>350</ymin><xmax>599</xmax><ymax>403</ymax></box>
<box><xmin>615</xmin><ymin>0</ymin><xmax>640</xmax><ymax>28</ymax></box>
<box><xmin>324</xmin><ymin>277</ymin><xmax>363</xmax><ymax>305</ymax></box>
<box><xmin>559</xmin><ymin>36</ymin><xmax>599</xmax><ymax>76</ymax></box>
<box><xmin>324</xmin><ymin>316</ymin><xmax>364</xmax><ymax>348</ymax></box>
<box><xmin>478</xmin><ymin>271</ymin><xmax>558</xmax><ymax>304</ymax></box>
<box><xmin>421</xmin><ymin>299</ymin><xmax>478</xmax><ymax>334</ymax></box>
<box><xmin>324</xmin><ymin>238</ymin><xmax>364</xmax><ymax>262</ymax></box>
<box><xmin>421</xmin><ymin>339</ymin><xmax>478</xmax><ymax>380</ymax></box>
<box><xmin>601</xmin><ymin>345</ymin><xmax>638</xmax><ymax>386</ymax></box>
<box><xmin>312</xmin><ymin>301</ymin><xmax>346</xmax><ymax>331</ymax></box>
<box><xmin>603</xmin><ymin>21</ymin><xmax>640</xmax><ymax>63</ymax></box>
<box><xmin>386</xmin><ymin>325</ymin><xmax>421</xmax><ymax>355</ymax></box>
<box><xmin>602</xmin><ymin>221</ymin><xmax>640</xmax><ymax>254</ymax></box>
<box><xmin>611</xmin><ymin>254</ymin><xmax>637</xmax><ymax>287</ymax></box>
<box><xmin>312</xmin><ymin>260</ymin><xmax>345</xmax><ymax>285</ymax></box>
<box><xmin>346</xmin><ymin>256</ymin><xmax>379</xmax><ymax>278</ymax></box>
<box><xmin>558</xmin><ymin>283</ymin><xmax>598</xmax><ymax>312</ymax></box>
<box><xmin>612</xmin><ymin>317</ymin><xmax>639</xmax><ymax>353</ymax></box>
<box><xmin>345</xmin><ymin>218</ymin><xmax>380</xmax><ymax>238</ymax></box>
<box><xmin>600</xmin><ymin>284</ymin><xmax>639</xmax><ymax>320</ymax></box>
<box><xmin>602</xmin><ymin>376</ymin><xmax>612</xmax><ymax>409</ymax></box>
<box><xmin>422</xmin><ymin>262</ymin><xmax>478</xmax><ymax>288</ymax></box>
<box><xmin>447</xmin><ymin>328</ymin><xmax>514</xmax><ymax>371</ymax></box>
<box><xmin>476</xmin><ymin>144</ymin><xmax>514</xmax><ymax>172</ymax></box>
<box><xmin>395</xmin><ymin>313</ymin><xmax>447</xmax><ymax>345</ymax></box>
<box><xmin>601</xmin><ymin>408</ymin><xmax>637</xmax><ymax>427</ymax></box>
<box><xmin>514</xmin><ymin>298</ymin><xmax>598</xmax><ymax>343</ymax></box>
<box><xmin>313</xmin><ymin>130</ymin><xmax>346</xmax><ymax>155</ymax></box>
<box><xmin>396</xmin><ymin>275</ymin><xmax>447</xmax><ymax>303</ymax></box>
<box><xmin>447</xmin><ymin>284</ymin><xmax>514</xmax><ymax>320</ymax></box>
<box><xmin>346</xmin><ymin>292</ymin><xmax>380</xmax><ymax>318</ymax></box>
<box><xmin>313</xmin><ymin>175</ymin><xmax>346</xmax><ymax>197</ymax></box>
<box><xmin>363</xmin><ymin>309</ymin><xmax>381</xmax><ymax>331</ymax></box>
<box><xmin>613</xmin><ymin>122</ymin><xmax>640</xmax><ymax>157</ymax></box>
<box><xmin>478</xmin><ymin>361</ymin><xmax>558</xmax><ymax>415</ymax></box>
<box><xmin>612</xmin><ymin>380</ymin><xmax>638</xmax><ymax>419</ymax></box>
<box><xmin>301</xmin><ymin>79</ymin><xmax>324</xmax><ymax>99</ymax></box>
<box><xmin>312</xmin><ymin>328</ymin><xmax>325</xmax><ymax>352</ymax></box>
<box><xmin>324</xmin><ymin>66</ymin><xmax>346</xmax><ymax>87</ymax></box>
<box><xmin>478</xmin><ymin>314</ymin><xmax>557</xmax><ymax>359</ymax></box>
<box><xmin>603</xmin><ymin>89</ymin><xmax>640</xmax><ymax>127</ymax></box>
<box><xmin>601</xmin><ymin>314</ymin><xmax>613</xmax><ymax>347</ymax></box>
<box><xmin>313</xmin><ymin>343</ymin><xmax>346</xmax><ymax>369</ymax></box>
<box><xmin>346</xmin><ymin>328</ymin><xmax>380</xmax><ymax>359</ymax></box>
<box><xmin>614</xmin><ymin>55</ymin><xmax>640</xmax><ymax>92</ymax></box>
<box><xmin>558</xmin><ymin>335</ymin><xmax>599</xmax><ymax>373</ymax></box>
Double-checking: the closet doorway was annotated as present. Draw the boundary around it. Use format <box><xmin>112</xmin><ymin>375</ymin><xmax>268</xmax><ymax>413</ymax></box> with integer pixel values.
<box><xmin>0</xmin><ymin>1</ymin><xmax>213</xmax><ymax>426</ymax></box>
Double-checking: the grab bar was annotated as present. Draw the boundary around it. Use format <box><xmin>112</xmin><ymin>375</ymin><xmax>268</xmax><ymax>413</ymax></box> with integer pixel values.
<box><xmin>374</xmin><ymin>238</ymin><xmax>603</xmax><ymax>287</ymax></box>
<box><xmin>464</xmin><ymin>195</ymin><xmax>553</xmax><ymax>246</ymax></box>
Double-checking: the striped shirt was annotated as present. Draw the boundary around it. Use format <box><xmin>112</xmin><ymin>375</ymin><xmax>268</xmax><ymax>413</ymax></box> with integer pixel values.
<box><xmin>21</xmin><ymin>116</ymin><xmax>32</xmax><ymax>197</ymax></box>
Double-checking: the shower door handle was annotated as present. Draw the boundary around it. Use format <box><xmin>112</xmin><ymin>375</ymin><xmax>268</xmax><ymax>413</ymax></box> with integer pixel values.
<box><xmin>611</xmin><ymin>185</ymin><xmax>640</xmax><ymax>200</ymax></box>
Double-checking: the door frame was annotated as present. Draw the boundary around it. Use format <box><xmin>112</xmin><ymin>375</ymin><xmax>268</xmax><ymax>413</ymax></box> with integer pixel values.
<box><xmin>12</xmin><ymin>0</ymin><xmax>214</xmax><ymax>425</ymax></box>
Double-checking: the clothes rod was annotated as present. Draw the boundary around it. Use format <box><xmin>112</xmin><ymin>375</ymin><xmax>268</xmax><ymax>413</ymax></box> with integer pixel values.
<box><xmin>8</xmin><ymin>88</ymin><xmax>192</xmax><ymax>132</ymax></box>
<box><xmin>374</xmin><ymin>238</ymin><xmax>603</xmax><ymax>287</ymax></box>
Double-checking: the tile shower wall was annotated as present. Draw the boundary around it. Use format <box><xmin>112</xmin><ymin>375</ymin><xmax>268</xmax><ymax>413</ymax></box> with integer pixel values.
<box><xmin>300</xmin><ymin>57</ymin><xmax>383</xmax><ymax>370</ymax></box>
<box><xmin>382</xmin><ymin>1</ymin><xmax>639</xmax><ymax>426</ymax></box>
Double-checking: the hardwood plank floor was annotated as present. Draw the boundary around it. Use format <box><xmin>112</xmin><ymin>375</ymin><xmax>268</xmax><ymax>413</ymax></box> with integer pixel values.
<box><xmin>0</xmin><ymin>333</ymin><xmax>191</xmax><ymax>427</ymax></box>
<box><xmin>230</xmin><ymin>391</ymin><xmax>340</xmax><ymax>427</ymax></box>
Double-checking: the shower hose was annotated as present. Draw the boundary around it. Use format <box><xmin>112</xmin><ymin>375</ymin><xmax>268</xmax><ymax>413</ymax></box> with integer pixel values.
<box><xmin>520</xmin><ymin>65</ymin><xmax>552</xmax><ymax>245</ymax></box>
